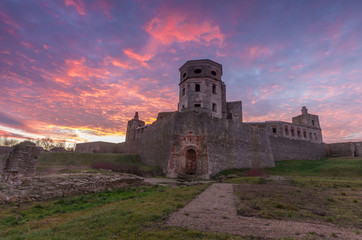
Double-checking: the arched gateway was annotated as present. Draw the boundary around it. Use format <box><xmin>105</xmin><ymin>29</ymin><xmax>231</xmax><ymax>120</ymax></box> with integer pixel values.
<box><xmin>185</xmin><ymin>149</ymin><xmax>197</xmax><ymax>174</ymax></box>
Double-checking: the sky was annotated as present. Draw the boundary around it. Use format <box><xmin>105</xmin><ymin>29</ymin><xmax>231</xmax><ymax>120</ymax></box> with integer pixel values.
<box><xmin>0</xmin><ymin>0</ymin><xmax>361</xmax><ymax>144</ymax></box>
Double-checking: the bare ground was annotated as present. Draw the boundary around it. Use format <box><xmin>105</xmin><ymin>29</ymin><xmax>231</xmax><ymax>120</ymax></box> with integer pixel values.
<box><xmin>167</xmin><ymin>183</ymin><xmax>361</xmax><ymax>240</ymax></box>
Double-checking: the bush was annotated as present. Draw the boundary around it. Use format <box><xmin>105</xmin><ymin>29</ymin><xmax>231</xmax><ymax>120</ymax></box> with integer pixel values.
<box><xmin>91</xmin><ymin>162</ymin><xmax>144</xmax><ymax>176</ymax></box>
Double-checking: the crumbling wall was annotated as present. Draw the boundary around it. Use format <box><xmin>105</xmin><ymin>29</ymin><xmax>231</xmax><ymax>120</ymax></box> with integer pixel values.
<box><xmin>327</xmin><ymin>142</ymin><xmax>362</xmax><ymax>157</ymax></box>
<box><xmin>269</xmin><ymin>137</ymin><xmax>327</xmax><ymax>161</ymax></box>
<box><xmin>1</xmin><ymin>141</ymin><xmax>40</xmax><ymax>183</ymax></box>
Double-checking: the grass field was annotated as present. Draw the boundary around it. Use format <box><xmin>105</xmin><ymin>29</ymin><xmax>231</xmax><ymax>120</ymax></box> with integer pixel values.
<box><xmin>0</xmin><ymin>155</ymin><xmax>361</xmax><ymax>239</ymax></box>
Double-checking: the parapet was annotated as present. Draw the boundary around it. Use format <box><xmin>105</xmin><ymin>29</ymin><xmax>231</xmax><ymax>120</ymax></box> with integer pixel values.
<box><xmin>179</xmin><ymin>59</ymin><xmax>223</xmax><ymax>83</ymax></box>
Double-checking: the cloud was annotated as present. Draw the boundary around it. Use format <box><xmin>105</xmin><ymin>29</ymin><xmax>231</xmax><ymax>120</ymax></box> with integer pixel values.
<box><xmin>144</xmin><ymin>10</ymin><xmax>225</xmax><ymax>46</ymax></box>
<box><xmin>64</xmin><ymin>0</ymin><xmax>86</xmax><ymax>15</ymax></box>
<box><xmin>123</xmin><ymin>49</ymin><xmax>153</xmax><ymax>68</ymax></box>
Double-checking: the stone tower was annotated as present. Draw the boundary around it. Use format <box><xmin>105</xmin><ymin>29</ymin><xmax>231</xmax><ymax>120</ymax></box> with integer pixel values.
<box><xmin>126</xmin><ymin>112</ymin><xmax>145</xmax><ymax>141</ymax></box>
<box><xmin>292</xmin><ymin>106</ymin><xmax>321</xmax><ymax>129</ymax></box>
<box><xmin>178</xmin><ymin>59</ymin><xmax>226</xmax><ymax>119</ymax></box>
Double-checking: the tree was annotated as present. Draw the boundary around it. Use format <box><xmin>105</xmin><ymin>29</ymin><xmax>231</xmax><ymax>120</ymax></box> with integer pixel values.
<box><xmin>0</xmin><ymin>137</ymin><xmax>19</xmax><ymax>147</ymax></box>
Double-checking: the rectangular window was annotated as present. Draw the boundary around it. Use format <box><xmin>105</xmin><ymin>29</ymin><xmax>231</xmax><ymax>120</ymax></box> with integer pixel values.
<box><xmin>272</xmin><ymin>127</ymin><xmax>277</xmax><ymax>135</ymax></box>
<box><xmin>212</xmin><ymin>103</ymin><xmax>216</xmax><ymax>112</ymax></box>
<box><xmin>195</xmin><ymin>84</ymin><xmax>200</xmax><ymax>92</ymax></box>
<box><xmin>182</xmin><ymin>88</ymin><xmax>185</xmax><ymax>96</ymax></box>
<box><xmin>291</xmin><ymin>127</ymin><xmax>295</xmax><ymax>136</ymax></box>
<box><xmin>303</xmin><ymin>129</ymin><xmax>307</xmax><ymax>138</ymax></box>
<box><xmin>297</xmin><ymin>128</ymin><xmax>301</xmax><ymax>138</ymax></box>
<box><xmin>212</xmin><ymin>84</ymin><xmax>216</xmax><ymax>94</ymax></box>
<box><xmin>194</xmin><ymin>104</ymin><xmax>201</xmax><ymax>107</ymax></box>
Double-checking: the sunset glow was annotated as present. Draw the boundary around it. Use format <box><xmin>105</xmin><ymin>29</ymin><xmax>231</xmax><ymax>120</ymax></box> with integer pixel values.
<box><xmin>0</xmin><ymin>0</ymin><xmax>361</xmax><ymax>144</ymax></box>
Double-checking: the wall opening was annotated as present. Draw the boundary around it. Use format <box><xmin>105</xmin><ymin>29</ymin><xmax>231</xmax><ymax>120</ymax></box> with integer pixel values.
<box><xmin>212</xmin><ymin>103</ymin><xmax>217</xmax><ymax>112</ymax></box>
<box><xmin>185</xmin><ymin>149</ymin><xmax>197</xmax><ymax>175</ymax></box>
<box><xmin>195</xmin><ymin>84</ymin><xmax>200</xmax><ymax>92</ymax></box>
<box><xmin>212</xmin><ymin>84</ymin><xmax>216</xmax><ymax>94</ymax></box>
<box><xmin>297</xmin><ymin>128</ymin><xmax>301</xmax><ymax>138</ymax></box>
<box><xmin>182</xmin><ymin>87</ymin><xmax>185</xmax><ymax>96</ymax></box>
<box><xmin>227</xmin><ymin>113</ymin><xmax>232</xmax><ymax>119</ymax></box>
<box><xmin>291</xmin><ymin>127</ymin><xmax>295</xmax><ymax>136</ymax></box>
<box><xmin>284</xmin><ymin>125</ymin><xmax>289</xmax><ymax>135</ymax></box>
<box><xmin>312</xmin><ymin>120</ymin><xmax>315</xmax><ymax>126</ymax></box>
<box><xmin>194</xmin><ymin>104</ymin><xmax>201</xmax><ymax>107</ymax></box>
<box><xmin>310</xmin><ymin>132</ymin><xmax>313</xmax><ymax>141</ymax></box>
<box><xmin>272</xmin><ymin>126</ymin><xmax>277</xmax><ymax>136</ymax></box>
<box><xmin>303</xmin><ymin>129</ymin><xmax>307</xmax><ymax>139</ymax></box>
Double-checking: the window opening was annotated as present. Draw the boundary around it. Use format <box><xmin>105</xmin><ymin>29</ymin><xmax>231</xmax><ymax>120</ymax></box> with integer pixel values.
<box><xmin>272</xmin><ymin>127</ymin><xmax>277</xmax><ymax>136</ymax></box>
<box><xmin>291</xmin><ymin>127</ymin><xmax>295</xmax><ymax>136</ymax></box>
<box><xmin>297</xmin><ymin>128</ymin><xmax>301</xmax><ymax>138</ymax></box>
<box><xmin>182</xmin><ymin>87</ymin><xmax>185</xmax><ymax>96</ymax></box>
<box><xmin>212</xmin><ymin>84</ymin><xmax>216</xmax><ymax>94</ymax></box>
<box><xmin>211</xmin><ymin>70</ymin><xmax>217</xmax><ymax>76</ymax></box>
<box><xmin>284</xmin><ymin>125</ymin><xmax>289</xmax><ymax>135</ymax></box>
<box><xmin>227</xmin><ymin>113</ymin><xmax>232</xmax><ymax>119</ymax></box>
<box><xmin>303</xmin><ymin>129</ymin><xmax>307</xmax><ymax>138</ymax></box>
<box><xmin>194</xmin><ymin>104</ymin><xmax>201</xmax><ymax>108</ymax></box>
<box><xmin>195</xmin><ymin>84</ymin><xmax>200</xmax><ymax>92</ymax></box>
<box><xmin>194</xmin><ymin>69</ymin><xmax>201</xmax><ymax>74</ymax></box>
<box><xmin>312</xmin><ymin>120</ymin><xmax>315</xmax><ymax>126</ymax></box>
<box><xmin>212</xmin><ymin>103</ymin><xmax>217</xmax><ymax>112</ymax></box>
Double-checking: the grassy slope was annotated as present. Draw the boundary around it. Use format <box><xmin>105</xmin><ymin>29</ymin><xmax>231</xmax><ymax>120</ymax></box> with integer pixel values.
<box><xmin>36</xmin><ymin>152</ymin><xmax>162</xmax><ymax>175</ymax></box>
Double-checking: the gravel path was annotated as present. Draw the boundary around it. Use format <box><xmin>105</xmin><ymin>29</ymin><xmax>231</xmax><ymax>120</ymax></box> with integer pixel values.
<box><xmin>167</xmin><ymin>183</ymin><xmax>361</xmax><ymax>240</ymax></box>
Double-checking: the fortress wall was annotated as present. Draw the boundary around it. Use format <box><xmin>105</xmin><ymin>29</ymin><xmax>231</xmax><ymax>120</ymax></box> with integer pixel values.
<box><xmin>206</xmin><ymin>121</ymin><xmax>275</xmax><ymax>176</ymax></box>
<box><xmin>75</xmin><ymin>141</ymin><xmax>119</xmax><ymax>153</ymax></box>
<box><xmin>124</xmin><ymin>112</ymin><xmax>176</xmax><ymax>173</ymax></box>
<box><xmin>327</xmin><ymin>142</ymin><xmax>362</xmax><ymax>157</ymax></box>
<box><xmin>269</xmin><ymin>136</ymin><xmax>327</xmax><ymax>161</ymax></box>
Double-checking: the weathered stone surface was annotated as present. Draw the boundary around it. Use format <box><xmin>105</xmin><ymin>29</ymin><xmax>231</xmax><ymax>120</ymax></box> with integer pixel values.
<box><xmin>327</xmin><ymin>142</ymin><xmax>362</xmax><ymax>157</ymax></box>
<box><xmin>1</xmin><ymin>141</ymin><xmax>39</xmax><ymax>184</ymax></box>
<box><xmin>0</xmin><ymin>173</ymin><xmax>144</xmax><ymax>204</ymax></box>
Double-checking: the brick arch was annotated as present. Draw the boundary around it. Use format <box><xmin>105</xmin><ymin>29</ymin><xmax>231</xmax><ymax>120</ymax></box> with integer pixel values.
<box><xmin>185</xmin><ymin>148</ymin><xmax>197</xmax><ymax>175</ymax></box>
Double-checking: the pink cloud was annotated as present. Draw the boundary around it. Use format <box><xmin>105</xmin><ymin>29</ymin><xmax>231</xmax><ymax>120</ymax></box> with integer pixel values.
<box><xmin>64</xmin><ymin>0</ymin><xmax>86</xmax><ymax>16</ymax></box>
<box><xmin>65</xmin><ymin>57</ymin><xmax>110</xmax><ymax>80</ymax></box>
<box><xmin>123</xmin><ymin>49</ymin><xmax>152</xmax><ymax>68</ymax></box>
<box><xmin>144</xmin><ymin>11</ymin><xmax>225</xmax><ymax>46</ymax></box>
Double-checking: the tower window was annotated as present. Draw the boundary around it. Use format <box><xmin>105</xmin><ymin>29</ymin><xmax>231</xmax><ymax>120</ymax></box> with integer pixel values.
<box><xmin>195</xmin><ymin>84</ymin><xmax>200</xmax><ymax>92</ymax></box>
<box><xmin>212</xmin><ymin>84</ymin><xmax>216</xmax><ymax>94</ymax></box>
<box><xmin>182</xmin><ymin>87</ymin><xmax>185</xmax><ymax>96</ymax></box>
<box><xmin>194</xmin><ymin>69</ymin><xmax>202</xmax><ymax>74</ymax></box>
<box><xmin>211</xmin><ymin>70</ymin><xmax>217</xmax><ymax>76</ymax></box>
<box><xmin>212</xmin><ymin>103</ymin><xmax>216</xmax><ymax>112</ymax></box>
<box><xmin>183</xmin><ymin>72</ymin><xmax>186</xmax><ymax>78</ymax></box>
<box><xmin>194</xmin><ymin>104</ymin><xmax>201</xmax><ymax>108</ymax></box>
<box><xmin>312</xmin><ymin>120</ymin><xmax>315</xmax><ymax>126</ymax></box>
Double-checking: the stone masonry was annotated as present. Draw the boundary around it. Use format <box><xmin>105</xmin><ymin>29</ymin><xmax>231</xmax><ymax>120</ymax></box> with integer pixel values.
<box><xmin>1</xmin><ymin>141</ymin><xmax>40</xmax><ymax>184</ymax></box>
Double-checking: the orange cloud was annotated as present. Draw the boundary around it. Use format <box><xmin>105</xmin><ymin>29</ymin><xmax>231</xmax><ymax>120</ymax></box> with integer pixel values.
<box><xmin>64</xmin><ymin>0</ymin><xmax>86</xmax><ymax>15</ymax></box>
<box><xmin>145</xmin><ymin>12</ymin><xmax>225</xmax><ymax>46</ymax></box>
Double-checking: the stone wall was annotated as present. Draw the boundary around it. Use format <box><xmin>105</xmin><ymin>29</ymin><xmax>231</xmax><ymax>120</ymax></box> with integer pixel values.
<box><xmin>1</xmin><ymin>141</ymin><xmax>40</xmax><ymax>183</ymax></box>
<box><xmin>0</xmin><ymin>146</ymin><xmax>12</xmax><ymax>155</ymax></box>
<box><xmin>269</xmin><ymin>136</ymin><xmax>327</xmax><ymax>161</ymax></box>
<box><xmin>75</xmin><ymin>141</ymin><xmax>119</xmax><ymax>153</ymax></box>
<box><xmin>327</xmin><ymin>142</ymin><xmax>362</xmax><ymax>157</ymax></box>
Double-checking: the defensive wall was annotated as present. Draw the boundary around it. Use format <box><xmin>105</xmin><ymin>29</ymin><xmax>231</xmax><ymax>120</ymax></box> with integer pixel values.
<box><xmin>327</xmin><ymin>142</ymin><xmax>362</xmax><ymax>157</ymax></box>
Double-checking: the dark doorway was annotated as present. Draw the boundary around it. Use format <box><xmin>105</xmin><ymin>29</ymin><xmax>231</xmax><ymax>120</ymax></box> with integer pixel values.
<box><xmin>185</xmin><ymin>149</ymin><xmax>197</xmax><ymax>174</ymax></box>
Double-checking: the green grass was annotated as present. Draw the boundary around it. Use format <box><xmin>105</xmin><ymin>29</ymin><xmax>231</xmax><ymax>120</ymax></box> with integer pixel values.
<box><xmin>215</xmin><ymin>157</ymin><xmax>362</xmax><ymax>178</ymax></box>
<box><xmin>35</xmin><ymin>152</ymin><xmax>163</xmax><ymax>176</ymax></box>
<box><xmin>0</xmin><ymin>184</ymin><xmax>248</xmax><ymax>240</ymax></box>
<box><xmin>266</xmin><ymin>157</ymin><xmax>362</xmax><ymax>177</ymax></box>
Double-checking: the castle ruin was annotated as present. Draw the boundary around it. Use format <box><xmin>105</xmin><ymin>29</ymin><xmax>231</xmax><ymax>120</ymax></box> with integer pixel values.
<box><xmin>118</xmin><ymin>59</ymin><xmax>326</xmax><ymax>179</ymax></box>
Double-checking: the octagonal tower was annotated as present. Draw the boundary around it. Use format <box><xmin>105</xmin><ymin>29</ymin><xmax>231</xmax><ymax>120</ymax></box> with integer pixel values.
<box><xmin>178</xmin><ymin>59</ymin><xmax>226</xmax><ymax>119</ymax></box>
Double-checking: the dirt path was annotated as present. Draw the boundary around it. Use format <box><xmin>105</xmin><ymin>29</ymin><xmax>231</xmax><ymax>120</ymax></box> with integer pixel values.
<box><xmin>167</xmin><ymin>183</ymin><xmax>361</xmax><ymax>240</ymax></box>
